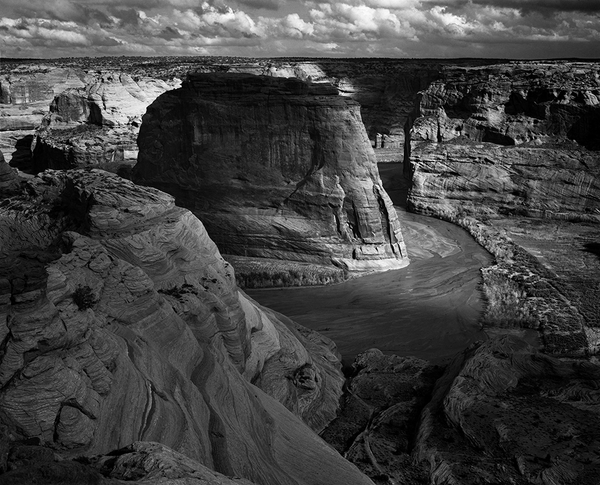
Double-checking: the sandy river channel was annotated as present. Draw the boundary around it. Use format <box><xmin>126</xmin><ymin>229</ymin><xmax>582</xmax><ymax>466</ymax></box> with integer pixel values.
<box><xmin>247</xmin><ymin>163</ymin><xmax>493</xmax><ymax>365</ymax></box>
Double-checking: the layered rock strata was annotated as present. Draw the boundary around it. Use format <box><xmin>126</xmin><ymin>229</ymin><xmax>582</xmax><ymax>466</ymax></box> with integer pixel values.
<box><xmin>133</xmin><ymin>73</ymin><xmax>408</xmax><ymax>274</ymax></box>
<box><xmin>0</xmin><ymin>169</ymin><xmax>365</xmax><ymax>485</ymax></box>
<box><xmin>406</xmin><ymin>61</ymin><xmax>600</xmax><ymax>221</ymax></box>
<box><xmin>0</xmin><ymin>66</ymin><xmax>91</xmax><ymax>168</ymax></box>
<box><xmin>31</xmin><ymin>73</ymin><xmax>179</xmax><ymax>174</ymax></box>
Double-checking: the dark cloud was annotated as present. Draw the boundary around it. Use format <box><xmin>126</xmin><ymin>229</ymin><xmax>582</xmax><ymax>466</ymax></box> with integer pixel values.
<box><xmin>473</xmin><ymin>0</ymin><xmax>600</xmax><ymax>15</ymax></box>
<box><xmin>159</xmin><ymin>26</ymin><xmax>183</xmax><ymax>39</ymax></box>
<box><xmin>107</xmin><ymin>7</ymin><xmax>140</xmax><ymax>27</ymax></box>
<box><xmin>234</xmin><ymin>0</ymin><xmax>285</xmax><ymax>11</ymax></box>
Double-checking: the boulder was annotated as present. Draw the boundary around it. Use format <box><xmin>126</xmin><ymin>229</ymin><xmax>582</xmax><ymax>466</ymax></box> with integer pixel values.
<box><xmin>0</xmin><ymin>169</ymin><xmax>365</xmax><ymax>485</ymax></box>
<box><xmin>133</xmin><ymin>73</ymin><xmax>408</xmax><ymax>276</ymax></box>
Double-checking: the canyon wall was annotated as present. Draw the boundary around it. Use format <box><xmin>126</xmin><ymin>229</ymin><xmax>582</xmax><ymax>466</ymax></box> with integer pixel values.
<box><xmin>0</xmin><ymin>169</ymin><xmax>367</xmax><ymax>485</ymax></box>
<box><xmin>31</xmin><ymin>73</ymin><xmax>179</xmax><ymax>174</ymax></box>
<box><xmin>133</xmin><ymin>73</ymin><xmax>408</xmax><ymax>273</ymax></box>
<box><xmin>406</xmin><ymin>61</ymin><xmax>600</xmax><ymax>221</ymax></box>
<box><xmin>0</xmin><ymin>66</ymin><xmax>91</xmax><ymax>169</ymax></box>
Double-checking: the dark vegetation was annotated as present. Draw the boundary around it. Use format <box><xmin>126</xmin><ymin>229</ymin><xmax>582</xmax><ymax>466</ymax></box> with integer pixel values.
<box><xmin>72</xmin><ymin>285</ymin><xmax>96</xmax><ymax>310</ymax></box>
<box><xmin>227</xmin><ymin>256</ymin><xmax>348</xmax><ymax>288</ymax></box>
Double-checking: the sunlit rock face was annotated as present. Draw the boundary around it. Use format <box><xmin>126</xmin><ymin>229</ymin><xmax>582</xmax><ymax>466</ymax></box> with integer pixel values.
<box><xmin>133</xmin><ymin>73</ymin><xmax>408</xmax><ymax>273</ymax></box>
<box><xmin>31</xmin><ymin>73</ymin><xmax>180</xmax><ymax>174</ymax></box>
<box><xmin>0</xmin><ymin>66</ymin><xmax>91</xmax><ymax>169</ymax></box>
<box><xmin>406</xmin><ymin>61</ymin><xmax>600</xmax><ymax>221</ymax></box>
<box><xmin>0</xmin><ymin>169</ymin><xmax>364</xmax><ymax>485</ymax></box>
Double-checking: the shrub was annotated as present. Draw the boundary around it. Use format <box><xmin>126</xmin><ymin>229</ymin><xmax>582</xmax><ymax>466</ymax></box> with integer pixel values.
<box><xmin>73</xmin><ymin>285</ymin><xmax>97</xmax><ymax>310</ymax></box>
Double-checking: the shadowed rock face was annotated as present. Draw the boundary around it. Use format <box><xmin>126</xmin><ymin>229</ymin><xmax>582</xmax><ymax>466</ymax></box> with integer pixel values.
<box><xmin>133</xmin><ymin>73</ymin><xmax>408</xmax><ymax>273</ymax></box>
<box><xmin>0</xmin><ymin>169</ymin><xmax>367</xmax><ymax>485</ymax></box>
<box><xmin>414</xmin><ymin>336</ymin><xmax>600</xmax><ymax>485</ymax></box>
<box><xmin>0</xmin><ymin>152</ymin><xmax>20</xmax><ymax>195</ymax></box>
<box><xmin>406</xmin><ymin>61</ymin><xmax>600</xmax><ymax>221</ymax></box>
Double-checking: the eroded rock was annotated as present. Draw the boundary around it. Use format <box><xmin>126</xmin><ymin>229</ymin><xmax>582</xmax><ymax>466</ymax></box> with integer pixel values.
<box><xmin>406</xmin><ymin>61</ymin><xmax>600</xmax><ymax>221</ymax></box>
<box><xmin>321</xmin><ymin>349</ymin><xmax>442</xmax><ymax>484</ymax></box>
<box><xmin>31</xmin><ymin>74</ymin><xmax>180</xmax><ymax>175</ymax></box>
<box><xmin>415</xmin><ymin>336</ymin><xmax>600</xmax><ymax>485</ymax></box>
<box><xmin>0</xmin><ymin>169</ymin><xmax>364</xmax><ymax>485</ymax></box>
<box><xmin>133</xmin><ymin>73</ymin><xmax>408</xmax><ymax>277</ymax></box>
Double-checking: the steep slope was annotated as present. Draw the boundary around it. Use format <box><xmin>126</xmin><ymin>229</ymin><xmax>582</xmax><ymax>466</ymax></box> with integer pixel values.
<box><xmin>0</xmin><ymin>66</ymin><xmax>92</xmax><ymax>170</ymax></box>
<box><xmin>406</xmin><ymin>61</ymin><xmax>600</xmax><ymax>221</ymax></box>
<box><xmin>31</xmin><ymin>73</ymin><xmax>180</xmax><ymax>174</ymax></box>
<box><xmin>0</xmin><ymin>169</ymin><xmax>364</xmax><ymax>485</ymax></box>
<box><xmin>133</xmin><ymin>73</ymin><xmax>408</xmax><ymax>277</ymax></box>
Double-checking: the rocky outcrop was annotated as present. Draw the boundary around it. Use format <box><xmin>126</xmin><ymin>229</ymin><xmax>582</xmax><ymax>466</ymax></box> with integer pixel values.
<box><xmin>0</xmin><ymin>169</ymin><xmax>365</xmax><ymax>485</ymax></box>
<box><xmin>319</xmin><ymin>337</ymin><xmax>600</xmax><ymax>485</ymax></box>
<box><xmin>321</xmin><ymin>349</ymin><xmax>442</xmax><ymax>484</ymax></box>
<box><xmin>406</xmin><ymin>61</ymin><xmax>600</xmax><ymax>221</ymax></box>
<box><xmin>31</xmin><ymin>74</ymin><xmax>179</xmax><ymax>175</ymax></box>
<box><xmin>0</xmin><ymin>152</ymin><xmax>20</xmax><ymax>196</ymax></box>
<box><xmin>414</xmin><ymin>336</ymin><xmax>600</xmax><ymax>485</ymax></box>
<box><xmin>0</xmin><ymin>66</ymin><xmax>91</xmax><ymax>169</ymax></box>
<box><xmin>133</xmin><ymin>73</ymin><xmax>408</xmax><ymax>275</ymax></box>
<box><xmin>1</xmin><ymin>440</ymin><xmax>257</xmax><ymax>484</ymax></box>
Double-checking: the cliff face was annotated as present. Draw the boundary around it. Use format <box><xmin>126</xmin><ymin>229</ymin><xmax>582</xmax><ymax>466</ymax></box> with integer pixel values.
<box><xmin>0</xmin><ymin>67</ymin><xmax>91</xmax><ymax>169</ymax></box>
<box><xmin>31</xmin><ymin>73</ymin><xmax>180</xmax><ymax>174</ymax></box>
<box><xmin>0</xmin><ymin>169</ymin><xmax>364</xmax><ymax>485</ymax></box>
<box><xmin>133</xmin><ymin>73</ymin><xmax>408</xmax><ymax>274</ymax></box>
<box><xmin>406</xmin><ymin>61</ymin><xmax>600</xmax><ymax>221</ymax></box>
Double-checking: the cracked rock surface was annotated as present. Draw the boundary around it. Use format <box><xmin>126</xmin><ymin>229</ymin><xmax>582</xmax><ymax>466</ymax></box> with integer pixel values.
<box><xmin>0</xmin><ymin>169</ymin><xmax>367</xmax><ymax>485</ymax></box>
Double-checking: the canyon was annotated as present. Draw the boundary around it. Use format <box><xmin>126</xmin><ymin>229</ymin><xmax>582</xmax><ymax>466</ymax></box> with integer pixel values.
<box><xmin>0</xmin><ymin>57</ymin><xmax>599</xmax><ymax>485</ymax></box>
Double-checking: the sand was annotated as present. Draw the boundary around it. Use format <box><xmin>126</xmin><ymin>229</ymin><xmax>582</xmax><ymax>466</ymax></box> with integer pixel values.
<box><xmin>248</xmin><ymin>163</ymin><xmax>493</xmax><ymax>364</ymax></box>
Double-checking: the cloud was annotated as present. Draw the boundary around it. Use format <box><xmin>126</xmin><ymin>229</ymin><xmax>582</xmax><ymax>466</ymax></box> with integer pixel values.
<box><xmin>472</xmin><ymin>0</ymin><xmax>600</xmax><ymax>15</ymax></box>
<box><xmin>0</xmin><ymin>0</ymin><xmax>598</xmax><ymax>58</ymax></box>
<box><xmin>308</xmin><ymin>3</ymin><xmax>418</xmax><ymax>41</ymax></box>
<box><xmin>235</xmin><ymin>0</ymin><xmax>285</xmax><ymax>11</ymax></box>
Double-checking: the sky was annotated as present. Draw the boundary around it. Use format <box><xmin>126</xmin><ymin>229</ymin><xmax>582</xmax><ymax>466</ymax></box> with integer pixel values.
<box><xmin>0</xmin><ymin>0</ymin><xmax>599</xmax><ymax>59</ymax></box>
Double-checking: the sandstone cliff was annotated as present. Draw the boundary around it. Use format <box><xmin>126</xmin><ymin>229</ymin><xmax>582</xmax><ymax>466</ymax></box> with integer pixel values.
<box><xmin>0</xmin><ymin>66</ymin><xmax>92</xmax><ymax>169</ymax></box>
<box><xmin>0</xmin><ymin>169</ymin><xmax>366</xmax><ymax>485</ymax></box>
<box><xmin>31</xmin><ymin>73</ymin><xmax>179</xmax><ymax>174</ymax></box>
<box><xmin>133</xmin><ymin>73</ymin><xmax>408</xmax><ymax>276</ymax></box>
<box><xmin>406</xmin><ymin>61</ymin><xmax>600</xmax><ymax>221</ymax></box>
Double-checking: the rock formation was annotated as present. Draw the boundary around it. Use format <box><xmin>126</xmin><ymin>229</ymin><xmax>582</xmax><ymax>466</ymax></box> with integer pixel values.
<box><xmin>1</xmin><ymin>441</ymin><xmax>257</xmax><ymax>484</ymax></box>
<box><xmin>0</xmin><ymin>169</ymin><xmax>368</xmax><ymax>485</ymax></box>
<box><xmin>321</xmin><ymin>349</ymin><xmax>442</xmax><ymax>484</ymax></box>
<box><xmin>0</xmin><ymin>66</ymin><xmax>91</xmax><ymax>169</ymax></box>
<box><xmin>133</xmin><ymin>73</ymin><xmax>408</xmax><ymax>275</ymax></box>
<box><xmin>0</xmin><ymin>151</ymin><xmax>20</xmax><ymax>196</ymax></box>
<box><xmin>406</xmin><ymin>61</ymin><xmax>600</xmax><ymax>221</ymax></box>
<box><xmin>415</xmin><ymin>336</ymin><xmax>600</xmax><ymax>485</ymax></box>
<box><xmin>319</xmin><ymin>336</ymin><xmax>600</xmax><ymax>485</ymax></box>
<box><xmin>31</xmin><ymin>73</ymin><xmax>179</xmax><ymax>175</ymax></box>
